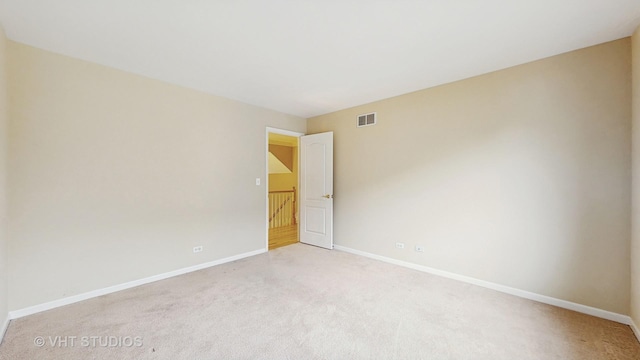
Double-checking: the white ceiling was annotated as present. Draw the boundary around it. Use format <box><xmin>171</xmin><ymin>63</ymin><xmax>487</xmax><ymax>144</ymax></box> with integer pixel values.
<box><xmin>0</xmin><ymin>1</ymin><xmax>639</xmax><ymax>118</ymax></box>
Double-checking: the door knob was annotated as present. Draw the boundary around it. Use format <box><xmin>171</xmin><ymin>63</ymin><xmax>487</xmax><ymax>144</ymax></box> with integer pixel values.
<box><xmin>322</xmin><ymin>194</ymin><xmax>333</xmax><ymax>199</ymax></box>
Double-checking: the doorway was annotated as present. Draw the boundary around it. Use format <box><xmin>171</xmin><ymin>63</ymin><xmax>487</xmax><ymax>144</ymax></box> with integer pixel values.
<box><xmin>266</xmin><ymin>129</ymin><xmax>302</xmax><ymax>250</ymax></box>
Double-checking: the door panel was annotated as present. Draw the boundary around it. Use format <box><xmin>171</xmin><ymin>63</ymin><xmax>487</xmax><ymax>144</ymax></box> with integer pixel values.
<box><xmin>305</xmin><ymin>206</ymin><xmax>326</xmax><ymax>235</ymax></box>
<box><xmin>300</xmin><ymin>132</ymin><xmax>333</xmax><ymax>249</ymax></box>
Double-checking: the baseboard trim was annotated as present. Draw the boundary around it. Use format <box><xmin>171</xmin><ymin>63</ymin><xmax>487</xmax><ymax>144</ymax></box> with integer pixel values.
<box><xmin>334</xmin><ymin>245</ymin><xmax>632</xmax><ymax>326</ymax></box>
<box><xmin>9</xmin><ymin>248</ymin><xmax>267</xmax><ymax>319</ymax></box>
<box><xmin>631</xmin><ymin>319</ymin><xmax>640</xmax><ymax>343</ymax></box>
<box><xmin>0</xmin><ymin>316</ymin><xmax>9</xmax><ymax>345</ymax></box>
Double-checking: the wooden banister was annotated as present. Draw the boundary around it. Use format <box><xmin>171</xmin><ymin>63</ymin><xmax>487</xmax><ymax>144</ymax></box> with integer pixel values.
<box><xmin>268</xmin><ymin>187</ymin><xmax>297</xmax><ymax>228</ymax></box>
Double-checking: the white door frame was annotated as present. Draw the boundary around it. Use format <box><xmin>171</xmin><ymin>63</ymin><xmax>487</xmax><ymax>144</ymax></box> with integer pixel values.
<box><xmin>265</xmin><ymin>127</ymin><xmax>304</xmax><ymax>251</ymax></box>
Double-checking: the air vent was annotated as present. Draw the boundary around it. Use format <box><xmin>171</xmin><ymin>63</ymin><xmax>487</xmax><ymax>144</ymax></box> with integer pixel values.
<box><xmin>357</xmin><ymin>112</ymin><xmax>376</xmax><ymax>127</ymax></box>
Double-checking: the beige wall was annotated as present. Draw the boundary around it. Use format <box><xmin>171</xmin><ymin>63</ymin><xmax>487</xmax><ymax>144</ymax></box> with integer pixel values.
<box><xmin>0</xmin><ymin>26</ymin><xmax>8</xmax><ymax>331</ymax></box>
<box><xmin>632</xmin><ymin>26</ymin><xmax>640</xmax><ymax>327</ymax></box>
<box><xmin>308</xmin><ymin>39</ymin><xmax>632</xmax><ymax>314</ymax></box>
<box><xmin>7</xmin><ymin>41</ymin><xmax>305</xmax><ymax>310</ymax></box>
<box><xmin>1</xmin><ymin>30</ymin><xmax>635</xmax><ymax>319</ymax></box>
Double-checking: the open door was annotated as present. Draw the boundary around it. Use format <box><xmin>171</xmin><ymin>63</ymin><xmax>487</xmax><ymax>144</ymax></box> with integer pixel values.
<box><xmin>299</xmin><ymin>132</ymin><xmax>333</xmax><ymax>249</ymax></box>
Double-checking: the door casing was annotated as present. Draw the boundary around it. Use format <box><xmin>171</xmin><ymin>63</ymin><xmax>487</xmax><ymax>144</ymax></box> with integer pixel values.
<box><xmin>265</xmin><ymin>127</ymin><xmax>304</xmax><ymax>251</ymax></box>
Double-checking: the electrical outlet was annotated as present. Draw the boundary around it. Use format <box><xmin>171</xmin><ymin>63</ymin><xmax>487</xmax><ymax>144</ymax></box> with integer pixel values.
<box><xmin>415</xmin><ymin>245</ymin><xmax>425</xmax><ymax>252</ymax></box>
<box><xmin>395</xmin><ymin>242</ymin><xmax>405</xmax><ymax>249</ymax></box>
<box><xmin>193</xmin><ymin>246</ymin><xmax>203</xmax><ymax>253</ymax></box>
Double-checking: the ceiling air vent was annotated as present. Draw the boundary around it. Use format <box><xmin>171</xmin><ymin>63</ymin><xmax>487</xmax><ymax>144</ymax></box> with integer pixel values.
<box><xmin>357</xmin><ymin>112</ymin><xmax>376</xmax><ymax>128</ymax></box>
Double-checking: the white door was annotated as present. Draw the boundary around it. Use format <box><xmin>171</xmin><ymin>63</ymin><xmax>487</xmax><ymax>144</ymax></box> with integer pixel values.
<box><xmin>300</xmin><ymin>132</ymin><xmax>333</xmax><ymax>249</ymax></box>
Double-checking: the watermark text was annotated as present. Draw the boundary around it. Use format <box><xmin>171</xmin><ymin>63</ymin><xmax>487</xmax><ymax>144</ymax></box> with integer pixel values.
<box><xmin>34</xmin><ymin>335</ymin><xmax>143</xmax><ymax>348</ymax></box>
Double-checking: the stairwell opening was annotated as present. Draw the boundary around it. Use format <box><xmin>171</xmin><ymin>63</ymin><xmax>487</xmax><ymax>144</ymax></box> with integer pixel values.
<box><xmin>267</xmin><ymin>131</ymin><xmax>300</xmax><ymax>250</ymax></box>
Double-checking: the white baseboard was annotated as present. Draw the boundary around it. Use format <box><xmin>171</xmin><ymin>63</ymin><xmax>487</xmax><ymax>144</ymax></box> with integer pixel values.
<box><xmin>631</xmin><ymin>319</ymin><xmax>640</xmax><ymax>343</ymax></box>
<box><xmin>9</xmin><ymin>248</ymin><xmax>266</xmax><ymax>319</ymax></box>
<box><xmin>334</xmin><ymin>245</ymin><xmax>632</xmax><ymax>326</ymax></box>
<box><xmin>0</xmin><ymin>316</ymin><xmax>9</xmax><ymax>345</ymax></box>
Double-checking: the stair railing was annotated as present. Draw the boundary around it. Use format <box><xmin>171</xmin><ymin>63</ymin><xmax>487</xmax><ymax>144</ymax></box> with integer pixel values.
<box><xmin>268</xmin><ymin>187</ymin><xmax>296</xmax><ymax>228</ymax></box>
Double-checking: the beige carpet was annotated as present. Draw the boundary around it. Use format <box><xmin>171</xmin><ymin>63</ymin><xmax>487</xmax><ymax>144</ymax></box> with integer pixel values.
<box><xmin>0</xmin><ymin>243</ymin><xmax>638</xmax><ymax>359</ymax></box>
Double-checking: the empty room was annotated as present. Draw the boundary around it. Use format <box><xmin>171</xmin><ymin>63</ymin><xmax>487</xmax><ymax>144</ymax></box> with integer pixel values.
<box><xmin>1</xmin><ymin>1</ymin><xmax>640</xmax><ymax>359</ymax></box>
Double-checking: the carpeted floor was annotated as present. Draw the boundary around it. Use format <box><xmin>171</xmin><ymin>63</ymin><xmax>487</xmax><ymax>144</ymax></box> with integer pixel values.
<box><xmin>0</xmin><ymin>243</ymin><xmax>639</xmax><ymax>359</ymax></box>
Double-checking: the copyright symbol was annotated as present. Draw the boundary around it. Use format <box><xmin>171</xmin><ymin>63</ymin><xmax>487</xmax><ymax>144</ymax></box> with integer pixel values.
<box><xmin>33</xmin><ymin>336</ymin><xmax>45</xmax><ymax>347</ymax></box>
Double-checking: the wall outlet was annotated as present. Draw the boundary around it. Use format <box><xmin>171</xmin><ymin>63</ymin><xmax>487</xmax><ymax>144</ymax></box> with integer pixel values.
<box><xmin>415</xmin><ymin>245</ymin><xmax>425</xmax><ymax>252</ymax></box>
<box><xmin>396</xmin><ymin>242</ymin><xmax>405</xmax><ymax>249</ymax></box>
<box><xmin>193</xmin><ymin>246</ymin><xmax>203</xmax><ymax>253</ymax></box>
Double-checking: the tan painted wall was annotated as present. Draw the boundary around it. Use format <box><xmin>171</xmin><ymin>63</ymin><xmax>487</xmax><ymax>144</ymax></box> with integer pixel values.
<box><xmin>0</xmin><ymin>26</ymin><xmax>8</xmax><ymax>331</ymax></box>
<box><xmin>308</xmin><ymin>39</ymin><xmax>632</xmax><ymax>314</ymax></box>
<box><xmin>269</xmin><ymin>145</ymin><xmax>293</xmax><ymax>170</ymax></box>
<box><xmin>269</xmin><ymin>173</ymin><xmax>296</xmax><ymax>192</ymax></box>
<box><xmin>269</xmin><ymin>144</ymin><xmax>298</xmax><ymax>192</ymax></box>
<box><xmin>632</xmin><ymin>26</ymin><xmax>640</xmax><ymax>327</ymax></box>
<box><xmin>7</xmin><ymin>41</ymin><xmax>306</xmax><ymax>310</ymax></box>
